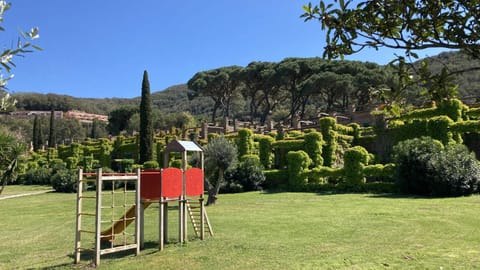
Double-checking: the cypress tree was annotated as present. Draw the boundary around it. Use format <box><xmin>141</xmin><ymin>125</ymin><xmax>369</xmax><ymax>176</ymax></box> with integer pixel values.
<box><xmin>32</xmin><ymin>115</ymin><xmax>43</xmax><ymax>151</ymax></box>
<box><xmin>91</xmin><ymin>118</ymin><xmax>98</xmax><ymax>138</ymax></box>
<box><xmin>48</xmin><ymin>109</ymin><xmax>56</xmax><ymax>148</ymax></box>
<box><xmin>139</xmin><ymin>70</ymin><xmax>153</xmax><ymax>163</ymax></box>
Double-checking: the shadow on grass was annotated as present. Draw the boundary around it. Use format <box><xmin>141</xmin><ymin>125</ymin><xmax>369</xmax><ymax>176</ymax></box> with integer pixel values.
<box><xmin>261</xmin><ymin>189</ymin><xmax>442</xmax><ymax>199</ymax></box>
<box><xmin>367</xmin><ymin>193</ymin><xmax>455</xmax><ymax>199</ymax></box>
<box><xmin>44</xmin><ymin>240</ymin><xmax>163</xmax><ymax>269</ymax></box>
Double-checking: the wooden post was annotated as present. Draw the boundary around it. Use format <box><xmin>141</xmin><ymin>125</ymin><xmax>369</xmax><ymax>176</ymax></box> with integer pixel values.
<box><xmin>163</xmin><ymin>202</ymin><xmax>168</xmax><ymax>244</ymax></box>
<box><xmin>200</xmin><ymin>151</ymin><xmax>205</xmax><ymax>240</ymax></box>
<box><xmin>159</xmin><ymin>199</ymin><xmax>164</xmax><ymax>250</ymax></box>
<box><xmin>135</xmin><ymin>169</ymin><xmax>141</xmax><ymax>255</ymax></box>
<box><xmin>140</xmin><ymin>201</ymin><xmax>145</xmax><ymax>250</ymax></box>
<box><xmin>74</xmin><ymin>169</ymin><xmax>83</xmax><ymax>263</ymax></box>
<box><xmin>178</xmin><ymin>199</ymin><xmax>184</xmax><ymax>243</ymax></box>
<box><xmin>182</xmin><ymin>151</ymin><xmax>187</xmax><ymax>242</ymax></box>
<box><xmin>200</xmin><ymin>197</ymin><xmax>205</xmax><ymax>240</ymax></box>
<box><xmin>94</xmin><ymin>168</ymin><xmax>103</xmax><ymax>266</ymax></box>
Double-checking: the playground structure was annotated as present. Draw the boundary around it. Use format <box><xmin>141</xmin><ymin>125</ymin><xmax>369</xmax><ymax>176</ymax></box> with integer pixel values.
<box><xmin>74</xmin><ymin>140</ymin><xmax>213</xmax><ymax>266</ymax></box>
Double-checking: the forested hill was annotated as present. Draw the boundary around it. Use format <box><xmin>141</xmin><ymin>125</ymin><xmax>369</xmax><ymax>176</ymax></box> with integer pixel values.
<box><xmin>12</xmin><ymin>84</ymin><xmax>213</xmax><ymax>117</ymax></box>
<box><xmin>11</xmin><ymin>51</ymin><xmax>480</xmax><ymax>118</ymax></box>
<box><xmin>421</xmin><ymin>51</ymin><xmax>480</xmax><ymax>102</ymax></box>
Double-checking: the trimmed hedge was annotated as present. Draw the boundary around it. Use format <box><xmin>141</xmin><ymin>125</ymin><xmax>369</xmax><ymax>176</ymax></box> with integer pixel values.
<box><xmin>287</xmin><ymin>150</ymin><xmax>311</xmax><ymax>190</ymax></box>
<box><xmin>263</xmin><ymin>169</ymin><xmax>288</xmax><ymax>190</ymax></box>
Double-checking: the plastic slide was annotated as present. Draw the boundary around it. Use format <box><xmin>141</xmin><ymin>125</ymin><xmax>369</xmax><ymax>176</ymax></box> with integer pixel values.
<box><xmin>100</xmin><ymin>202</ymin><xmax>152</xmax><ymax>241</ymax></box>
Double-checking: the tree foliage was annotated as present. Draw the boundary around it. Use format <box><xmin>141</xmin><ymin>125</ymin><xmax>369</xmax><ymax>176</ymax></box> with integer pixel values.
<box><xmin>107</xmin><ymin>106</ymin><xmax>138</xmax><ymax>135</ymax></box>
<box><xmin>32</xmin><ymin>115</ymin><xmax>43</xmax><ymax>151</ymax></box>
<box><xmin>393</xmin><ymin>137</ymin><xmax>480</xmax><ymax>196</ymax></box>
<box><xmin>204</xmin><ymin>136</ymin><xmax>238</xmax><ymax>205</ymax></box>
<box><xmin>0</xmin><ymin>1</ymin><xmax>40</xmax><ymax>92</ymax></box>
<box><xmin>139</xmin><ymin>70</ymin><xmax>153</xmax><ymax>163</ymax></box>
<box><xmin>0</xmin><ymin>127</ymin><xmax>26</xmax><ymax>194</ymax></box>
<box><xmin>302</xmin><ymin>0</ymin><xmax>480</xmax><ymax>106</ymax></box>
<box><xmin>48</xmin><ymin>110</ymin><xmax>56</xmax><ymax>148</ymax></box>
<box><xmin>301</xmin><ymin>0</ymin><xmax>480</xmax><ymax>60</ymax></box>
<box><xmin>188</xmin><ymin>66</ymin><xmax>243</xmax><ymax>121</ymax></box>
<box><xmin>0</xmin><ymin>1</ymin><xmax>40</xmax><ymax>114</ymax></box>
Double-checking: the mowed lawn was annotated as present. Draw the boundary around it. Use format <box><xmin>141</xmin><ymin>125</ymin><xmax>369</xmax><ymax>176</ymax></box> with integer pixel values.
<box><xmin>1</xmin><ymin>186</ymin><xmax>480</xmax><ymax>269</ymax></box>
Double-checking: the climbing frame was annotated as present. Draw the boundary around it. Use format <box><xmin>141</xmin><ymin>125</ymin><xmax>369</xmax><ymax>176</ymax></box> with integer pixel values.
<box><xmin>74</xmin><ymin>168</ymin><xmax>141</xmax><ymax>266</ymax></box>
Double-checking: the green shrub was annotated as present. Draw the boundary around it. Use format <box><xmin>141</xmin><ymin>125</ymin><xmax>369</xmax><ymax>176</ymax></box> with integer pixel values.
<box><xmin>207</xmin><ymin>133</ymin><xmax>219</xmax><ymax>142</ymax></box>
<box><xmin>20</xmin><ymin>167</ymin><xmax>52</xmax><ymax>185</ymax></box>
<box><xmin>287</xmin><ymin>130</ymin><xmax>303</xmax><ymax>138</ymax></box>
<box><xmin>427</xmin><ymin>116</ymin><xmax>455</xmax><ymax>145</ymax></box>
<box><xmin>224</xmin><ymin>155</ymin><xmax>265</xmax><ymax>192</ymax></box>
<box><xmin>272</xmin><ymin>139</ymin><xmax>304</xmax><ymax>169</ymax></box>
<box><xmin>349</xmin><ymin>123</ymin><xmax>361</xmax><ymax>144</ymax></box>
<box><xmin>343</xmin><ymin>146</ymin><xmax>370</xmax><ymax>187</ymax></box>
<box><xmin>170</xmin><ymin>159</ymin><xmax>182</xmax><ymax>169</ymax></box>
<box><xmin>304</xmin><ymin>131</ymin><xmax>324</xmax><ymax>167</ymax></box>
<box><xmin>392</xmin><ymin>137</ymin><xmax>480</xmax><ymax>196</ymax></box>
<box><xmin>363</xmin><ymin>163</ymin><xmax>396</xmax><ymax>178</ymax></box>
<box><xmin>393</xmin><ymin>137</ymin><xmax>444</xmax><ymax>195</ymax></box>
<box><xmin>120</xmin><ymin>159</ymin><xmax>135</xmax><ymax>172</ymax></box>
<box><xmin>287</xmin><ymin>150</ymin><xmax>311</xmax><ymax>191</ymax></box>
<box><xmin>66</xmin><ymin>157</ymin><xmax>79</xmax><ymax>170</ymax></box>
<box><xmin>143</xmin><ymin>160</ymin><xmax>159</xmax><ymax>169</ymax></box>
<box><xmin>263</xmin><ymin>169</ymin><xmax>288</xmax><ymax>190</ymax></box>
<box><xmin>258</xmin><ymin>136</ymin><xmax>274</xmax><ymax>169</ymax></box>
<box><xmin>237</xmin><ymin>128</ymin><xmax>254</xmax><ymax>157</ymax></box>
<box><xmin>319</xmin><ymin>117</ymin><xmax>337</xmax><ymax>167</ymax></box>
<box><xmin>51</xmin><ymin>169</ymin><xmax>78</xmax><ymax>193</ymax></box>
<box><xmin>426</xmin><ymin>144</ymin><xmax>480</xmax><ymax>196</ymax></box>
<box><xmin>306</xmin><ymin>166</ymin><xmax>343</xmax><ymax>184</ymax></box>
<box><xmin>81</xmin><ymin>155</ymin><xmax>95</xmax><ymax>172</ymax></box>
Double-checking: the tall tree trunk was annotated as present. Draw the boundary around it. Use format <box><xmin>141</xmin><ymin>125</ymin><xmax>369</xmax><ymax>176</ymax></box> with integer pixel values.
<box><xmin>211</xmin><ymin>102</ymin><xmax>219</xmax><ymax>122</ymax></box>
<box><xmin>206</xmin><ymin>168</ymin><xmax>224</xmax><ymax>205</ymax></box>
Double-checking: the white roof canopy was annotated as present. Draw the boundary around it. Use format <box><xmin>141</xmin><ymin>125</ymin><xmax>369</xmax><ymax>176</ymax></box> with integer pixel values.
<box><xmin>165</xmin><ymin>140</ymin><xmax>203</xmax><ymax>153</ymax></box>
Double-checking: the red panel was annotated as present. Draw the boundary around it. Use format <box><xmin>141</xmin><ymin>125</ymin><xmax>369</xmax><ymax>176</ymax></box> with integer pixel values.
<box><xmin>140</xmin><ymin>170</ymin><xmax>161</xmax><ymax>200</ymax></box>
<box><xmin>186</xmin><ymin>168</ymin><xmax>204</xmax><ymax>196</ymax></box>
<box><xmin>161</xmin><ymin>168</ymin><xmax>182</xmax><ymax>198</ymax></box>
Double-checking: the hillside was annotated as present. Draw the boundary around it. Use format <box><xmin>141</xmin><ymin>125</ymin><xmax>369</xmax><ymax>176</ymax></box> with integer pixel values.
<box><xmin>11</xmin><ymin>51</ymin><xmax>480</xmax><ymax>119</ymax></box>
<box><xmin>421</xmin><ymin>50</ymin><xmax>480</xmax><ymax>103</ymax></box>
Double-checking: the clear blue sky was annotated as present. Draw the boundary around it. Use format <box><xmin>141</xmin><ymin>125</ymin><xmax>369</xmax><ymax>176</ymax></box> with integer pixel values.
<box><xmin>3</xmin><ymin>0</ymin><xmax>447</xmax><ymax>99</ymax></box>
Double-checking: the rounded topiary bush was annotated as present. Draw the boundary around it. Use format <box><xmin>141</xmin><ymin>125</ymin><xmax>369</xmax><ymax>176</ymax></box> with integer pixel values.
<box><xmin>51</xmin><ymin>169</ymin><xmax>78</xmax><ymax>193</ymax></box>
<box><xmin>343</xmin><ymin>146</ymin><xmax>370</xmax><ymax>187</ymax></box>
<box><xmin>21</xmin><ymin>167</ymin><xmax>52</xmax><ymax>185</ymax></box>
<box><xmin>393</xmin><ymin>137</ymin><xmax>480</xmax><ymax>196</ymax></box>
<box><xmin>393</xmin><ymin>137</ymin><xmax>444</xmax><ymax>195</ymax></box>
<box><xmin>287</xmin><ymin>150</ymin><xmax>311</xmax><ymax>191</ymax></box>
<box><xmin>427</xmin><ymin>144</ymin><xmax>480</xmax><ymax>196</ymax></box>
<box><xmin>224</xmin><ymin>155</ymin><xmax>265</xmax><ymax>193</ymax></box>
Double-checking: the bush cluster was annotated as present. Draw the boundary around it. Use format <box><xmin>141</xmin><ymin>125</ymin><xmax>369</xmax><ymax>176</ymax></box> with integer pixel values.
<box><xmin>223</xmin><ymin>155</ymin><xmax>265</xmax><ymax>193</ymax></box>
<box><xmin>393</xmin><ymin>137</ymin><xmax>480</xmax><ymax>196</ymax></box>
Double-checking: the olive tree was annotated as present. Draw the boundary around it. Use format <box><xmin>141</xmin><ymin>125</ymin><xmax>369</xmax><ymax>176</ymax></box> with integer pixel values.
<box><xmin>204</xmin><ymin>136</ymin><xmax>237</xmax><ymax>205</ymax></box>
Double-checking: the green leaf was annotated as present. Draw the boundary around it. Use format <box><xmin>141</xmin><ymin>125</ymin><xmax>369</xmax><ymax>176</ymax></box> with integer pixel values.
<box><xmin>302</xmin><ymin>4</ymin><xmax>311</xmax><ymax>14</ymax></box>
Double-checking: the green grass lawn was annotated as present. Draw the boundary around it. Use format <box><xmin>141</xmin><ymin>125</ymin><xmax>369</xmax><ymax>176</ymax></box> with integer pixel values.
<box><xmin>1</xmin><ymin>186</ymin><xmax>480</xmax><ymax>269</ymax></box>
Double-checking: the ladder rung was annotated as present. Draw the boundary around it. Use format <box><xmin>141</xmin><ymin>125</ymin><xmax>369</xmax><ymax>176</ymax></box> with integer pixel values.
<box><xmin>76</xmin><ymin>247</ymin><xmax>94</xmax><ymax>251</ymax></box>
<box><xmin>79</xmin><ymin>195</ymin><xmax>96</xmax><ymax>199</ymax></box>
<box><xmin>80</xmin><ymin>229</ymin><xmax>96</xmax><ymax>234</ymax></box>
<box><xmin>79</xmin><ymin>212</ymin><xmax>96</xmax><ymax>216</ymax></box>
